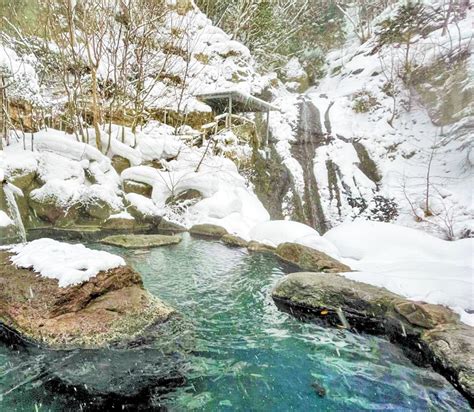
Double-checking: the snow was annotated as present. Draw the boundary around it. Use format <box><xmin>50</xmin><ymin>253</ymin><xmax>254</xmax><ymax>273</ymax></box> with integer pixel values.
<box><xmin>121</xmin><ymin>149</ymin><xmax>270</xmax><ymax>239</ymax></box>
<box><xmin>9</xmin><ymin>239</ymin><xmax>125</xmax><ymax>287</ymax></box>
<box><xmin>249</xmin><ymin>220</ymin><xmax>340</xmax><ymax>258</ymax></box>
<box><xmin>267</xmin><ymin>1</ymin><xmax>474</xmax><ymax>239</ymax></box>
<box><xmin>0</xmin><ymin>211</ymin><xmax>13</xmax><ymax>227</ymax></box>
<box><xmin>324</xmin><ymin>221</ymin><xmax>474</xmax><ymax>325</ymax></box>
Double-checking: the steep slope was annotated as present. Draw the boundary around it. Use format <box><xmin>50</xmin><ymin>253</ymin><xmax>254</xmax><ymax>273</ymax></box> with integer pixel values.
<box><xmin>267</xmin><ymin>0</ymin><xmax>473</xmax><ymax>239</ymax></box>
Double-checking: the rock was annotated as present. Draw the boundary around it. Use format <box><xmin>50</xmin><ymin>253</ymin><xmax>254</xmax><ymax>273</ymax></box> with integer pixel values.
<box><xmin>157</xmin><ymin>218</ymin><xmax>187</xmax><ymax>233</ymax></box>
<box><xmin>247</xmin><ymin>240</ymin><xmax>276</xmax><ymax>253</ymax></box>
<box><xmin>272</xmin><ymin>272</ymin><xmax>474</xmax><ymax>404</ymax></box>
<box><xmin>29</xmin><ymin>194</ymin><xmax>80</xmax><ymax>225</ymax></box>
<box><xmin>311</xmin><ymin>381</ymin><xmax>326</xmax><ymax>398</ymax></box>
<box><xmin>166</xmin><ymin>189</ymin><xmax>202</xmax><ymax>205</ymax></box>
<box><xmin>100</xmin><ymin>234</ymin><xmax>181</xmax><ymax>249</ymax></box>
<box><xmin>222</xmin><ymin>234</ymin><xmax>249</xmax><ymax>248</ymax></box>
<box><xmin>82</xmin><ymin>198</ymin><xmax>119</xmax><ymax>221</ymax></box>
<box><xmin>111</xmin><ymin>155</ymin><xmax>131</xmax><ymax>175</ymax></box>
<box><xmin>43</xmin><ymin>343</ymin><xmax>186</xmax><ymax>409</ymax></box>
<box><xmin>0</xmin><ymin>221</ymin><xmax>19</xmax><ymax>245</ymax></box>
<box><xmin>423</xmin><ymin>325</ymin><xmax>474</xmax><ymax>403</ymax></box>
<box><xmin>394</xmin><ymin>301</ymin><xmax>459</xmax><ymax>329</ymax></box>
<box><xmin>101</xmin><ymin>215</ymin><xmax>137</xmax><ymax>230</ymax></box>
<box><xmin>123</xmin><ymin>179</ymin><xmax>153</xmax><ymax>197</ymax></box>
<box><xmin>275</xmin><ymin>243</ymin><xmax>350</xmax><ymax>273</ymax></box>
<box><xmin>189</xmin><ymin>223</ymin><xmax>228</xmax><ymax>239</ymax></box>
<box><xmin>7</xmin><ymin>169</ymin><xmax>37</xmax><ymax>191</ymax></box>
<box><xmin>0</xmin><ymin>250</ymin><xmax>175</xmax><ymax>349</ymax></box>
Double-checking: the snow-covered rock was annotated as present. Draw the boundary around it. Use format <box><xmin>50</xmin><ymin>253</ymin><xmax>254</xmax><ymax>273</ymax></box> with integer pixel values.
<box><xmin>325</xmin><ymin>221</ymin><xmax>474</xmax><ymax>325</ymax></box>
<box><xmin>9</xmin><ymin>238</ymin><xmax>125</xmax><ymax>287</ymax></box>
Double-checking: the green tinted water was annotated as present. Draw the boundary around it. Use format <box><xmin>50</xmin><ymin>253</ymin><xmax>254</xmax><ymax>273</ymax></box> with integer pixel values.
<box><xmin>0</xmin><ymin>234</ymin><xmax>470</xmax><ymax>410</ymax></box>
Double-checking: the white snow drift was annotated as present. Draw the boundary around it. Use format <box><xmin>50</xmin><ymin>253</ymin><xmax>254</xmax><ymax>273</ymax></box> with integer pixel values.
<box><xmin>9</xmin><ymin>238</ymin><xmax>125</xmax><ymax>287</ymax></box>
<box><xmin>325</xmin><ymin>221</ymin><xmax>474</xmax><ymax>326</ymax></box>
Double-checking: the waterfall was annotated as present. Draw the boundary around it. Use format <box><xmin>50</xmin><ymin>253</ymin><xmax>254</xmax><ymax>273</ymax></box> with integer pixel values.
<box><xmin>290</xmin><ymin>97</ymin><xmax>328</xmax><ymax>233</ymax></box>
<box><xmin>3</xmin><ymin>182</ymin><xmax>27</xmax><ymax>243</ymax></box>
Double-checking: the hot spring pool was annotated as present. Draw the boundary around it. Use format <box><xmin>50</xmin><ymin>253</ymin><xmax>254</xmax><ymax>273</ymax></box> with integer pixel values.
<box><xmin>0</xmin><ymin>234</ymin><xmax>470</xmax><ymax>410</ymax></box>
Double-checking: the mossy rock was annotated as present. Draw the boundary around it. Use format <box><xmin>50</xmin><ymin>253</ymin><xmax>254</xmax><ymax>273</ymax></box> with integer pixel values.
<box><xmin>100</xmin><ymin>234</ymin><xmax>181</xmax><ymax>249</ymax></box>
<box><xmin>166</xmin><ymin>189</ymin><xmax>202</xmax><ymax>206</ymax></box>
<box><xmin>101</xmin><ymin>216</ymin><xmax>137</xmax><ymax>230</ymax></box>
<box><xmin>222</xmin><ymin>234</ymin><xmax>249</xmax><ymax>248</ymax></box>
<box><xmin>276</xmin><ymin>242</ymin><xmax>350</xmax><ymax>273</ymax></box>
<box><xmin>247</xmin><ymin>240</ymin><xmax>276</xmax><ymax>253</ymax></box>
<box><xmin>123</xmin><ymin>180</ymin><xmax>153</xmax><ymax>198</ymax></box>
<box><xmin>111</xmin><ymin>155</ymin><xmax>131</xmax><ymax>175</ymax></box>
<box><xmin>7</xmin><ymin>169</ymin><xmax>37</xmax><ymax>191</ymax></box>
<box><xmin>82</xmin><ymin>199</ymin><xmax>118</xmax><ymax>221</ymax></box>
<box><xmin>29</xmin><ymin>195</ymin><xmax>80</xmax><ymax>225</ymax></box>
<box><xmin>272</xmin><ymin>272</ymin><xmax>473</xmax><ymax>404</ymax></box>
<box><xmin>0</xmin><ymin>222</ymin><xmax>20</xmax><ymax>245</ymax></box>
<box><xmin>189</xmin><ymin>224</ymin><xmax>228</xmax><ymax>239</ymax></box>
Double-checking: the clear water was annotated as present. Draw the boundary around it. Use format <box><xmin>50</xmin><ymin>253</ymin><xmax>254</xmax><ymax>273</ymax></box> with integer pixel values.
<box><xmin>0</xmin><ymin>234</ymin><xmax>470</xmax><ymax>411</ymax></box>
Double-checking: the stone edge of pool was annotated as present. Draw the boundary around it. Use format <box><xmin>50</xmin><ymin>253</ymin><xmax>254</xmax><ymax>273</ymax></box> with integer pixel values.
<box><xmin>271</xmin><ymin>272</ymin><xmax>474</xmax><ymax>407</ymax></box>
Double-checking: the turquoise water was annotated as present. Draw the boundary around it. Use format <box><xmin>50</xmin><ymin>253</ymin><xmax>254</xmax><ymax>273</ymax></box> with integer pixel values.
<box><xmin>0</xmin><ymin>234</ymin><xmax>470</xmax><ymax>410</ymax></box>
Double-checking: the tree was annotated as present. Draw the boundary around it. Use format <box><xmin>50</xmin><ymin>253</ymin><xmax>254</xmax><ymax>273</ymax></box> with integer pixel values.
<box><xmin>377</xmin><ymin>1</ymin><xmax>429</xmax><ymax>83</ymax></box>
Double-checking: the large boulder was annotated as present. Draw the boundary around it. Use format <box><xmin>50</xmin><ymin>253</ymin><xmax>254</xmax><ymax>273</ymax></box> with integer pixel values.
<box><xmin>0</xmin><ymin>249</ymin><xmax>174</xmax><ymax>348</ymax></box>
<box><xmin>28</xmin><ymin>192</ymin><xmax>80</xmax><ymax>225</ymax></box>
<box><xmin>272</xmin><ymin>272</ymin><xmax>474</xmax><ymax>404</ymax></box>
<box><xmin>81</xmin><ymin>197</ymin><xmax>119</xmax><ymax>221</ymax></box>
<box><xmin>275</xmin><ymin>242</ymin><xmax>350</xmax><ymax>273</ymax></box>
<box><xmin>101</xmin><ymin>234</ymin><xmax>181</xmax><ymax>249</ymax></box>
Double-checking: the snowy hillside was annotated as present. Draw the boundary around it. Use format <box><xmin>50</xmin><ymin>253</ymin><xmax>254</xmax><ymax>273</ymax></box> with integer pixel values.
<box><xmin>269</xmin><ymin>0</ymin><xmax>473</xmax><ymax>240</ymax></box>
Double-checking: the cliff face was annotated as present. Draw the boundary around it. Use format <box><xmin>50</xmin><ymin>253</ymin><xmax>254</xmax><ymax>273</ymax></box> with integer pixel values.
<box><xmin>262</xmin><ymin>0</ymin><xmax>473</xmax><ymax>239</ymax></box>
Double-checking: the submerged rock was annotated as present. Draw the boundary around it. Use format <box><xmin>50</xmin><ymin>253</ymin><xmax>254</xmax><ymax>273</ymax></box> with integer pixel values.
<box><xmin>275</xmin><ymin>242</ymin><xmax>350</xmax><ymax>273</ymax></box>
<box><xmin>189</xmin><ymin>223</ymin><xmax>228</xmax><ymax>239</ymax></box>
<box><xmin>100</xmin><ymin>234</ymin><xmax>181</xmax><ymax>248</ymax></box>
<box><xmin>272</xmin><ymin>272</ymin><xmax>474</xmax><ymax>404</ymax></box>
<box><xmin>0</xmin><ymin>250</ymin><xmax>174</xmax><ymax>348</ymax></box>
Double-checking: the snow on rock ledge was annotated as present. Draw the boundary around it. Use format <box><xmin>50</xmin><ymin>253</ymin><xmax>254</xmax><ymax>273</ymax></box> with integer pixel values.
<box><xmin>9</xmin><ymin>239</ymin><xmax>125</xmax><ymax>287</ymax></box>
<box><xmin>324</xmin><ymin>221</ymin><xmax>474</xmax><ymax>325</ymax></box>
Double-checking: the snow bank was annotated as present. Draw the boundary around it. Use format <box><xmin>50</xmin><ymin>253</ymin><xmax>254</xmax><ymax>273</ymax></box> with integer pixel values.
<box><xmin>0</xmin><ymin>211</ymin><xmax>13</xmax><ymax>227</ymax></box>
<box><xmin>249</xmin><ymin>220</ymin><xmax>340</xmax><ymax>258</ymax></box>
<box><xmin>325</xmin><ymin>221</ymin><xmax>474</xmax><ymax>325</ymax></box>
<box><xmin>9</xmin><ymin>239</ymin><xmax>125</xmax><ymax>287</ymax></box>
